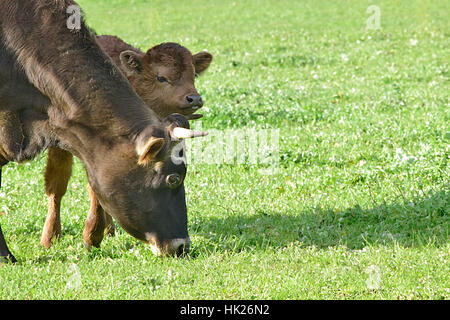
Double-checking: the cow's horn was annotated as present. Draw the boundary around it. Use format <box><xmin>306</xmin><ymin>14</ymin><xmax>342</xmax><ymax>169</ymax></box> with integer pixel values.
<box><xmin>171</xmin><ymin>127</ymin><xmax>208</xmax><ymax>140</ymax></box>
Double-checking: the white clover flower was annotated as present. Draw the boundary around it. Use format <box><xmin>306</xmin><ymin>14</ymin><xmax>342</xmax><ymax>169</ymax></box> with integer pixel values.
<box><xmin>410</xmin><ymin>39</ymin><xmax>418</xmax><ymax>46</ymax></box>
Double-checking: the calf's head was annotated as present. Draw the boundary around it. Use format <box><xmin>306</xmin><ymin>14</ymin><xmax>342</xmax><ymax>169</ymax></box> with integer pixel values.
<box><xmin>119</xmin><ymin>43</ymin><xmax>213</xmax><ymax>118</ymax></box>
<box><xmin>86</xmin><ymin>115</ymin><xmax>205</xmax><ymax>257</ymax></box>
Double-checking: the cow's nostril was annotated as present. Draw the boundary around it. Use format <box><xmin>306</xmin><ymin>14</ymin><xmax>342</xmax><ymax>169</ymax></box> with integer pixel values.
<box><xmin>186</xmin><ymin>96</ymin><xmax>194</xmax><ymax>103</ymax></box>
<box><xmin>176</xmin><ymin>243</ymin><xmax>188</xmax><ymax>257</ymax></box>
<box><xmin>167</xmin><ymin>238</ymin><xmax>191</xmax><ymax>257</ymax></box>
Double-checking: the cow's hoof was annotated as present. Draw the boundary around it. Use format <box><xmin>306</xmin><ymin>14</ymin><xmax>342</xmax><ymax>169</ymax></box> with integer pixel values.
<box><xmin>40</xmin><ymin>238</ymin><xmax>53</xmax><ymax>249</ymax></box>
<box><xmin>40</xmin><ymin>229</ymin><xmax>61</xmax><ymax>249</ymax></box>
<box><xmin>83</xmin><ymin>240</ymin><xmax>101</xmax><ymax>251</ymax></box>
<box><xmin>0</xmin><ymin>254</ymin><xmax>17</xmax><ymax>264</ymax></box>
<box><xmin>83</xmin><ymin>241</ymin><xmax>92</xmax><ymax>251</ymax></box>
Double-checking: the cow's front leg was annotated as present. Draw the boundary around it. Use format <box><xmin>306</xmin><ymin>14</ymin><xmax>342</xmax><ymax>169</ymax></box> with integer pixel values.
<box><xmin>41</xmin><ymin>147</ymin><xmax>73</xmax><ymax>248</ymax></box>
<box><xmin>83</xmin><ymin>184</ymin><xmax>115</xmax><ymax>249</ymax></box>
<box><xmin>0</xmin><ymin>168</ymin><xmax>16</xmax><ymax>263</ymax></box>
<box><xmin>0</xmin><ymin>224</ymin><xmax>16</xmax><ymax>263</ymax></box>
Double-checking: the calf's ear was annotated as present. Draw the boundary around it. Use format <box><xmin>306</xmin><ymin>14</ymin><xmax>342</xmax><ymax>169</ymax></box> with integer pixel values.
<box><xmin>137</xmin><ymin>137</ymin><xmax>165</xmax><ymax>165</ymax></box>
<box><xmin>193</xmin><ymin>51</ymin><xmax>213</xmax><ymax>75</ymax></box>
<box><xmin>120</xmin><ymin>50</ymin><xmax>144</xmax><ymax>75</ymax></box>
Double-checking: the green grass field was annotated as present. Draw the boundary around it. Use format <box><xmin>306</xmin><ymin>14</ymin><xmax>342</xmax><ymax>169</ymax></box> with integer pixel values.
<box><xmin>0</xmin><ymin>0</ymin><xmax>448</xmax><ymax>299</ymax></box>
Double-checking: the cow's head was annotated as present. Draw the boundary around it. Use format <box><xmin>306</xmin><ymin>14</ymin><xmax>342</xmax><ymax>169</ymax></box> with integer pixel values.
<box><xmin>85</xmin><ymin>114</ymin><xmax>205</xmax><ymax>257</ymax></box>
<box><xmin>119</xmin><ymin>43</ymin><xmax>213</xmax><ymax>118</ymax></box>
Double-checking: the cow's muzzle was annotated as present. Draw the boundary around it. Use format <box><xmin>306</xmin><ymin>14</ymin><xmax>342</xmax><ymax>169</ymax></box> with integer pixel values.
<box><xmin>146</xmin><ymin>234</ymin><xmax>191</xmax><ymax>257</ymax></box>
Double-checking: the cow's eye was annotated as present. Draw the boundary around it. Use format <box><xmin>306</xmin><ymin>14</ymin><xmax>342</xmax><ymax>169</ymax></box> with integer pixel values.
<box><xmin>166</xmin><ymin>173</ymin><xmax>182</xmax><ymax>189</ymax></box>
<box><xmin>157</xmin><ymin>75</ymin><xmax>168</xmax><ymax>83</ymax></box>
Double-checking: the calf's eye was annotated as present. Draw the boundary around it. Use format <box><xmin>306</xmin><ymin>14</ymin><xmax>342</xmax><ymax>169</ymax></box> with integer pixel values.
<box><xmin>157</xmin><ymin>75</ymin><xmax>168</xmax><ymax>83</ymax></box>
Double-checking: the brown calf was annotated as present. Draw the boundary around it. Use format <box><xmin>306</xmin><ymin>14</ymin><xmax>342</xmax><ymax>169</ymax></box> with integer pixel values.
<box><xmin>40</xmin><ymin>36</ymin><xmax>213</xmax><ymax>249</ymax></box>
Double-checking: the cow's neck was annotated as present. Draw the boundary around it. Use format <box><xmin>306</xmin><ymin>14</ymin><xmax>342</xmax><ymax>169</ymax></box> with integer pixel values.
<box><xmin>4</xmin><ymin>30</ymin><xmax>157</xmax><ymax>139</ymax></box>
<box><xmin>0</xmin><ymin>0</ymin><xmax>161</xmax><ymax>163</ymax></box>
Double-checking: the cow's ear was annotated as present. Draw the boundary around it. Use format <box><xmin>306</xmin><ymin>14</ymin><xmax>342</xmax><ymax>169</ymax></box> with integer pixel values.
<box><xmin>120</xmin><ymin>50</ymin><xmax>143</xmax><ymax>75</ymax></box>
<box><xmin>193</xmin><ymin>51</ymin><xmax>213</xmax><ymax>75</ymax></box>
<box><xmin>137</xmin><ymin>137</ymin><xmax>165</xmax><ymax>165</ymax></box>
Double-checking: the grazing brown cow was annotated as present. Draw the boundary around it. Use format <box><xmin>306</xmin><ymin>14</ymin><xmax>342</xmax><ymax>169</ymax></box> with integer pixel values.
<box><xmin>0</xmin><ymin>0</ymin><xmax>207</xmax><ymax>262</ymax></box>
<box><xmin>41</xmin><ymin>35</ymin><xmax>213</xmax><ymax>248</ymax></box>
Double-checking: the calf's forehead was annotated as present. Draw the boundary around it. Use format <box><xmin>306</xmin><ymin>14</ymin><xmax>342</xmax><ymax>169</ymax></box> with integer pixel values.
<box><xmin>144</xmin><ymin>45</ymin><xmax>195</xmax><ymax>75</ymax></box>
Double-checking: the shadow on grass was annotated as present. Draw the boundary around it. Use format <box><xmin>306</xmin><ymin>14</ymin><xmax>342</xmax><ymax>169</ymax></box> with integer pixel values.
<box><xmin>190</xmin><ymin>189</ymin><xmax>449</xmax><ymax>254</ymax></box>
<box><xmin>6</xmin><ymin>189</ymin><xmax>447</xmax><ymax>263</ymax></box>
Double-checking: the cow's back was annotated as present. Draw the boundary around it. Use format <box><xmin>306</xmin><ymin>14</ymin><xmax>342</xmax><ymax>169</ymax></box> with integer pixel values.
<box><xmin>96</xmin><ymin>35</ymin><xmax>143</xmax><ymax>68</ymax></box>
